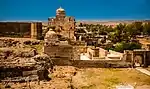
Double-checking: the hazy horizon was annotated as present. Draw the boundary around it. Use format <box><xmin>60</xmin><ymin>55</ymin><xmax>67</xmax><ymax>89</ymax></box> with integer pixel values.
<box><xmin>0</xmin><ymin>0</ymin><xmax>150</xmax><ymax>21</ymax></box>
<box><xmin>1</xmin><ymin>18</ymin><xmax>150</xmax><ymax>22</ymax></box>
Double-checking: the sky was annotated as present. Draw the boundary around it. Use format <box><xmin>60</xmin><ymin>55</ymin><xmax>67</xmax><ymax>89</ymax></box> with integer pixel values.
<box><xmin>0</xmin><ymin>0</ymin><xmax>150</xmax><ymax>21</ymax></box>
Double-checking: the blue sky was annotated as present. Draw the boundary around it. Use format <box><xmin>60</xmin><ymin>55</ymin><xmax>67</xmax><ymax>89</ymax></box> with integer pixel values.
<box><xmin>0</xmin><ymin>0</ymin><xmax>150</xmax><ymax>21</ymax></box>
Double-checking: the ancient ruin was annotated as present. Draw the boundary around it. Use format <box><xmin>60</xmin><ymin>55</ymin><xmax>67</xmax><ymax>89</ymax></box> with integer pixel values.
<box><xmin>0</xmin><ymin>22</ymin><xmax>42</xmax><ymax>39</ymax></box>
<box><xmin>44</xmin><ymin>28</ymin><xmax>73</xmax><ymax>61</ymax></box>
<box><xmin>48</xmin><ymin>7</ymin><xmax>75</xmax><ymax>40</ymax></box>
<box><xmin>0</xmin><ymin>38</ymin><xmax>53</xmax><ymax>83</ymax></box>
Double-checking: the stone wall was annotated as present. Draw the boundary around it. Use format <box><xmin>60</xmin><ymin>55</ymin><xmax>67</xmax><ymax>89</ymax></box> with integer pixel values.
<box><xmin>51</xmin><ymin>58</ymin><xmax>132</xmax><ymax>68</ymax></box>
<box><xmin>124</xmin><ymin>50</ymin><xmax>133</xmax><ymax>62</ymax></box>
<box><xmin>44</xmin><ymin>44</ymin><xmax>73</xmax><ymax>59</ymax></box>
<box><xmin>72</xmin><ymin>46</ymin><xmax>87</xmax><ymax>60</ymax></box>
<box><xmin>124</xmin><ymin>50</ymin><xmax>150</xmax><ymax>67</ymax></box>
<box><xmin>0</xmin><ymin>22</ymin><xmax>42</xmax><ymax>39</ymax></box>
<box><xmin>48</xmin><ymin>16</ymin><xmax>75</xmax><ymax>40</ymax></box>
<box><xmin>99</xmin><ymin>48</ymin><xmax>108</xmax><ymax>58</ymax></box>
<box><xmin>109</xmin><ymin>50</ymin><xmax>123</xmax><ymax>57</ymax></box>
<box><xmin>0</xmin><ymin>22</ymin><xmax>31</xmax><ymax>37</ymax></box>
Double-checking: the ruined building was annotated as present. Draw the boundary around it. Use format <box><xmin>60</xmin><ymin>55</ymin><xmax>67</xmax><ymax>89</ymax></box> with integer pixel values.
<box><xmin>48</xmin><ymin>7</ymin><xmax>76</xmax><ymax>40</ymax></box>
<box><xmin>0</xmin><ymin>22</ymin><xmax>42</xmax><ymax>39</ymax></box>
<box><xmin>44</xmin><ymin>29</ymin><xmax>73</xmax><ymax>60</ymax></box>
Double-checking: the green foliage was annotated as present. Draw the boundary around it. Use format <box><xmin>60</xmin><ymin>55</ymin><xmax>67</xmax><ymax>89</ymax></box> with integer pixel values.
<box><xmin>112</xmin><ymin>42</ymin><xmax>141</xmax><ymax>53</ymax></box>
<box><xmin>143</xmin><ymin>22</ymin><xmax>150</xmax><ymax>35</ymax></box>
<box><xmin>128</xmin><ymin>42</ymin><xmax>141</xmax><ymax>50</ymax></box>
<box><xmin>113</xmin><ymin>42</ymin><xmax>125</xmax><ymax>53</ymax></box>
<box><xmin>78</xmin><ymin>22</ymin><xmax>149</xmax><ymax>51</ymax></box>
<box><xmin>82</xmin><ymin>22</ymin><xmax>150</xmax><ymax>43</ymax></box>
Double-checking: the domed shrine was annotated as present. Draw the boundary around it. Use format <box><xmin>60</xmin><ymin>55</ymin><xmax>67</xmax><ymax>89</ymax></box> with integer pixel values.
<box><xmin>48</xmin><ymin>7</ymin><xmax>75</xmax><ymax>40</ymax></box>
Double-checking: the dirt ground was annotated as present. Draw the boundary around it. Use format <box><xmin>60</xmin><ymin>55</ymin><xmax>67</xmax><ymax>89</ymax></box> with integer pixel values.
<box><xmin>0</xmin><ymin>66</ymin><xmax>150</xmax><ymax>89</ymax></box>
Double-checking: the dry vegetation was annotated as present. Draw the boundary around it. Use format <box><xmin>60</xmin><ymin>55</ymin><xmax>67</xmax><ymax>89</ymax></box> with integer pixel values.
<box><xmin>1</xmin><ymin>66</ymin><xmax>150</xmax><ymax>89</ymax></box>
<box><xmin>72</xmin><ymin>68</ymin><xmax>150</xmax><ymax>89</ymax></box>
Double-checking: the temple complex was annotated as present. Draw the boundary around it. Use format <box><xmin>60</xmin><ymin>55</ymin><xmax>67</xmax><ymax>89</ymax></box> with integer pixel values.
<box><xmin>48</xmin><ymin>7</ymin><xmax>75</xmax><ymax>40</ymax></box>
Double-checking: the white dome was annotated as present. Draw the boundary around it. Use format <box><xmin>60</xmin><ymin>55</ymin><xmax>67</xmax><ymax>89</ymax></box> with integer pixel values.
<box><xmin>56</xmin><ymin>7</ymin><xmax>65</xmax><ymax>12</ymax></box>
<box><xmin>45</xmin><ymin>29</ymin><xmax>56</xmax><ymax>38</ymax></box>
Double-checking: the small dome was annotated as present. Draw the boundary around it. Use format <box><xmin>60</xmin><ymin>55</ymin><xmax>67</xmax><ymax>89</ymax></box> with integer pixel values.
<box><xmin>45</xmin><ymin>29</ymin><xmax>56</xmax><ymax>38</ymax></box>
<box><xmin>56</xmin><ymin>7</ymin><xmax>65</xmax><ymax>12</ymax></box>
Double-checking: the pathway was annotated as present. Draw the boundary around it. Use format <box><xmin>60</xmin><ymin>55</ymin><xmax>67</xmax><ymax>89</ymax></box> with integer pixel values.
<box><xmin>135</xmin><ymin>67</ymin><xmax>150</xmax><ymax>76</ymax></box>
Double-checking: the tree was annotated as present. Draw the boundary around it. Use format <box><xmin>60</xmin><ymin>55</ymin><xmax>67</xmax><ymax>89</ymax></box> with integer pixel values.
<box><xmin>126</xmin><ymin>24</ymin><xmax>137</xmax><ymax>39</ymax></box>
<box><xmin>108</xmin><ymin>23</ymin><xmax>127</xmax><ymax>43</ymax></box>
<box><xmin>143</xmin><ymin>22</ymin><xmax>150</xmax><ymax>35</ymax></box>
<box><xmin>132</xmin><ymin>22</ymin><xmax>143</xmax><ymax>35</ymax></box>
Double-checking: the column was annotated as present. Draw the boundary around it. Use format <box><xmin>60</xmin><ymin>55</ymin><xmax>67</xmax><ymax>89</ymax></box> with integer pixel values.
<box><xmin>131</xmin><ymin>52</ymin><xmax>135</xmax><ymax>68</ymax></box>
<box><xmin>31</xmin><ymin>23</ymin><xmax>37</xmax><ymax>39</ymax></box>
<box><xmin>143</xmin><ymin>51</ymin><xmax>147</xmax><ymax>68</ymax></box>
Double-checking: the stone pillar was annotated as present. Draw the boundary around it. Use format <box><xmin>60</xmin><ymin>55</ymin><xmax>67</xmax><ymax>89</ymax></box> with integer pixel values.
<box><xmin>31</xmin><ymin>22</ymin><xmax>37</xmax><ymax>39</ymax></box>
<box><xmin>79</xmin><ymin>36</ymin><xmax>82</xmax><ymax>41</ymax></box>
<box><xmin>131</xmin><ymin>52</ymin><xmax>135</xmax><ymax>68</ymax></box>
<box><xmin>143</xmin><ymin>51</ymin><xmax>147</xmax><ymax>68</ymax></box>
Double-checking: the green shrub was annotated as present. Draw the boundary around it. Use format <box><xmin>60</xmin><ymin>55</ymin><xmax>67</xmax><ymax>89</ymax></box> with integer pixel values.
<box><xmin>113</xmin><ymin>42</ymin><xmax>141</xmax><ymax>52</ymax></box>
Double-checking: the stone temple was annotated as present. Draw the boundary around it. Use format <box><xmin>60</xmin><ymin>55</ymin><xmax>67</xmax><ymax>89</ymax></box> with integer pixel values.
<box><xmin>48</xmin><ymin>7</ymin><xmax>76</xmax><ymax>40</ymax></box>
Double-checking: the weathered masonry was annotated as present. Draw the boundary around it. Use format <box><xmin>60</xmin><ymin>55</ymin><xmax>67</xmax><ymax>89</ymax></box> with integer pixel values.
<box><xmin>124</xmin><ymin>49</ymin><xmax>150</xmax><ymax>67</ymax></box>
<box><xmin>48</xmin><ymin>7</ymin><xmax>76</xmax><ymax>40</ymax></box>
<box><xmin>0</xmin><ymin>22</ymin><xmax>42</xmax><ymax>39</ymax></box>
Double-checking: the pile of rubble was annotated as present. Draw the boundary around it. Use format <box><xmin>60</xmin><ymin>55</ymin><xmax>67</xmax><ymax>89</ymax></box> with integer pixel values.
<box><xmin>0</xmin><ymin>38</ymin><xmax>41</xmax><ymax>48</ymax></box>
<box><xmin>0</xmin><ymin>39</ymin><xmax>53</xmax><ymax>82</ymax></box>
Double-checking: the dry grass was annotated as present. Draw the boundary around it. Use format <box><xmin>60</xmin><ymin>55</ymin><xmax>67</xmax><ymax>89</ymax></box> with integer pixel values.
<box><xmin>72</xmin><ymin>68</ymin><xmax>150</xmax><ymax>89</ymax></box>
<box><xmin>0</xmin><ymin>67</ymin><xmax>150</xmax><ymax>89</ymax></box>
<box><xmin>23</xmin><ymin>41</ymin><xmax>44</xmax><ymax>54</ymax></box>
